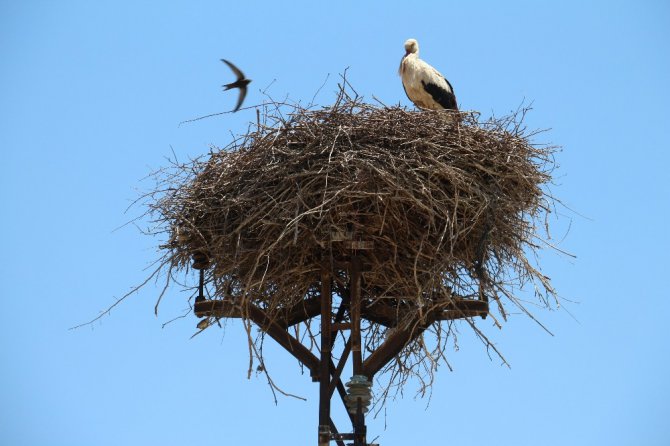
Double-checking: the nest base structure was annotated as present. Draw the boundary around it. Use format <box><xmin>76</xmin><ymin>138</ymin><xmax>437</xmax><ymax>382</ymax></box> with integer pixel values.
<box><xmin>195</xmin><ymin>249</ymin><xmax>488</xmax><ymax>446</ymax></box>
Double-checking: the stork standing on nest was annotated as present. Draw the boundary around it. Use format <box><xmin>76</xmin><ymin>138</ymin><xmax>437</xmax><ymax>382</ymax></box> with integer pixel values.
<box><xmin>399</xmin><ymin>38</ymin><xmax>458</xmax><ymax>111</ymax></box>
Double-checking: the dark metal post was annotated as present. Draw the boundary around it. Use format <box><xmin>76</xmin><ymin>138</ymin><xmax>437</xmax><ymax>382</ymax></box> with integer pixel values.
<box><xmin>318</xmin><ymin>267</ymin><xmax>332</xmax><ymax>446</ymax></box>
<box><xmin>349</xmin><ymin>255</ymin><xmax>367</xmax><ymax>446</ymax></box>
<box><xmin>355</xmin><ymin>398</ymin><xmax>367</xmax><ymax>446</ymax></box>
<box><xmin>350</xmin><ymin>256</ymin><xmax>362</xmax><ymax>375</ymax></box>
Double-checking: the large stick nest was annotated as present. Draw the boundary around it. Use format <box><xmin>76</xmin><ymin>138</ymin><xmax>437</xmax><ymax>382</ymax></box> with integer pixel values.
<box><xmin>146</xmin><ymin>87</ymin><xmax>559</xmax><ymax>397</ymax></box>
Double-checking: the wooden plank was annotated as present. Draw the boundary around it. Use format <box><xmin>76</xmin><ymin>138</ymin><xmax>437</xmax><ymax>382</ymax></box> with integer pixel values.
<box><xmin>194</xmin><ymin>297</ymin><xmax>321</xmax><ymax>329</ymax></box>
<box><xmin>440</xmin><ymin>299</ymin><xmax>488</xmax><ymax>320</ymax></box>
<box><xmin>360</xmin><ymin>297</ymin><xmax>489</xmax><ymax>327</ymax></box>
<box><xmin>194</xmin><ymin>299</ymin><xmax>241</xmax><ymax>319</ymax></box>
<box><xmin>278</xmin><ymin>295</ymin><xmax>321</xmax><ymax>328</ymax></box>
<box><xmin>361</xmin><ymin>300</ymin><xmax>413</xmax><ymax>327</ymax></box>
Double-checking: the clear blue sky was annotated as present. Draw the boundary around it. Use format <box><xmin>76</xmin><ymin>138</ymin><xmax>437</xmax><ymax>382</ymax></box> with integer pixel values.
<box><xmin>2</xmin><ymin>1</ymin><xmax>669</xmax><ymax>445</ymax></box>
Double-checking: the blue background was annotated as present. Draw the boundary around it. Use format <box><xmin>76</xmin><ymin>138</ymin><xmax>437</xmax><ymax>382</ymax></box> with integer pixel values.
<box><xmin>2</xmin><ymin>1</ymin><xmax>669</xmax><ymax>445</ymax></box>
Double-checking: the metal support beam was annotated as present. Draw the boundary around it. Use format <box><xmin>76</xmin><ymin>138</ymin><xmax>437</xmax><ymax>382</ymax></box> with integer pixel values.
<box><xmin>329</xmin><ymin>419</ymin><xmax>347</xmax><ymax>446</ymax></box>
<box><xmin>246</xmin><ymin>304</ymin><xmax>321</xmax><ymax>380</ymax></box>
<box><xmin>361</xmin><ymin>297</ymin><xmax>489</xmax><ymax>327</ymax></box>
<box><xmin>330</xmin><ymin>337</ymin><xmax>351</xmax><ymax>397</ymax></box>
<box><xmin>194</xmin><ymin>296</ymin><xmax>321</xmax><ymax>329</ymax></box>
<box><xmin>318</xmin><ymin>268</ymin><xmax>332</xmax><ymax>446</ymax></box>
<box><xmin>349</xmin><ymin>255</ymin><xmax>368</xmax><ymax>446</ymax></box>
<box><xmin>194</xmin><ymin>255</ymin><xmax>387</xmax><ymax>445</ymax></box>
<box><xmin>350</xmin><ymin>256</ymin><xmax>363</xmax><ymax>376</ymax></box>
<box><xmin>195</xmin><ymin>299</ymin><xmax>321</xmax><ymax>378</ymax></box>
<box><xmin>362</xmin><ymin>317</ymin><xmax>434</xmax><ymax>379</ymax></box>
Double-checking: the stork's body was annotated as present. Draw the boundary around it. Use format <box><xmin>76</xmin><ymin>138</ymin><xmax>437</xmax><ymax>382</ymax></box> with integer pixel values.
<box><xmin>399</xmin><ymin>39</ymin><xmax>458</xmax><ymax>111</ymax></box>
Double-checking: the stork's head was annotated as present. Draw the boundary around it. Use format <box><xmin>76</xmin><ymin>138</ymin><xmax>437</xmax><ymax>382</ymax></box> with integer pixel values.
<box><xmin>404</xmin><ymin>38</ymin><xmax>419</xmax><ymax>56</ymax></box>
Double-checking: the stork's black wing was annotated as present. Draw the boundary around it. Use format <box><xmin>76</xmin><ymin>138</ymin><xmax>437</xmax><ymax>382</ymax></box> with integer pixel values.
<box><xmin>421</xmin><ymin>79</ymin><xmax>458</xmax><ymax>110</ymax></box>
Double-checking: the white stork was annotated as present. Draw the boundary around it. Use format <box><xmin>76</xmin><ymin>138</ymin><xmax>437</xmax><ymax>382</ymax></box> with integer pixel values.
<box><xmin>399</xmin><ymin>38</ymin><xmax>458</xmax><ymax>111</ymax></box>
